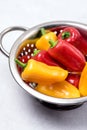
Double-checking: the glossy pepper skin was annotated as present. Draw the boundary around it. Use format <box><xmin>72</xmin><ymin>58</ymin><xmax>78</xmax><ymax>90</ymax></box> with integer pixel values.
<box><xmin>21</xmin><ymin>59</ymin><xmax>68</xmax><ymax>84</ymax></box>
<box><xmin>66</xmin><ymin>74</ymin><xmax>80</xmax><ymax>88</ymax></box>
<box><xmin>58</xmin><ymin>27</ymin><xmax>87</xmax><ymax>55</ymax></box>
<box><xmin>32</xmin><ymin>50</ymin><xmax>59</xmax><ymax>66</ymax></box>
<box><xmin>35</xmin><ymin>81</ymin><xmax>80</xmax><ymax>98</ymax></box>
<box><xmin>48</xmin><ymin>40</ymin><xmax>86</xmax><ymax>72</ymax></box>
<box><xmin>79</xmin><ymin>63</ymin><xmax>87</xmax><ymax>96</ymax></box>
<box><xmin>36</xmin><ymin>32</ymin><xmax>57</xmax><ymax>50</ymax></box>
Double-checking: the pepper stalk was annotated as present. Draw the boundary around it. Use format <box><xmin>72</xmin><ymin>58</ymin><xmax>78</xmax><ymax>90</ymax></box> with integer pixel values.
<box><xmin>15</xmin><ymin>58</ymin><xmax>27</xmax><ymax>68</ymax></box>
<box><xmin>61</xmin><ymin>32</ymin><xmax>71</xmax><ymax>39</ymax></box>
<box><xmin>49</xmin><ymin>39</ymin><xmax>58</xmax><ymax>48</ymax></box>
<box><xmin>41</xmin><ymin>28</ymin><xmax>46</xmax><ymax>35</ymax></box>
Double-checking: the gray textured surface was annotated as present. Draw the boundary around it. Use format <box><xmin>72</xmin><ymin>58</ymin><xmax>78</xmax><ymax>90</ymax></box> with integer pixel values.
<box><xmin>0</xmin><ymin>0</ymin><xmax>87</xmax><ymax>129</ymax></box>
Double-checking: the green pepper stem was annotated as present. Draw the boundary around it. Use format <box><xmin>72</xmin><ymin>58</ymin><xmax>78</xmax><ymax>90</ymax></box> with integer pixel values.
<box><xmin>49</xmin><ymin>39</ymin><xmax>58</xmax><ymax>48</ymax></box>
<box><xmin>62</xmin><ymin>31</ymin><xmax>71</xmax><ymax>39</ymax></box>
<box><xmin>15</xmin><ymin>58</ymin><xmax>27</xmax><ymax>68</ymax></box>
<box><xmin>33</xmin><ymin>49</ymin><xmax>40</xmax><ymax>56</ymax></box>
<box><xmin>41</xmin><ymin>28</ymin><xmax>46</xmax><ymax>35</ymax></box>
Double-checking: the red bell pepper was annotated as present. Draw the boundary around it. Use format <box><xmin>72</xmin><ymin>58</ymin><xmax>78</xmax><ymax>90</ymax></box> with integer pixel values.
<box><xmin>32</xmin><ymin>50</ymin><xmax>60</xmax><ymax>66</ymax></box>
<box><xmin>66</xmin><ymin>74</ymin><xmax>80</xmax><ymax>88</ymax></box>
<box><xmin>58</xmin><ymin>26</ymin><xmax>87</xmax><ymax>55</ymax></box>
<box><xmin>48</xmin><ymin>39</ymin><xmax>86</xmax><ymax>72</ymax></box>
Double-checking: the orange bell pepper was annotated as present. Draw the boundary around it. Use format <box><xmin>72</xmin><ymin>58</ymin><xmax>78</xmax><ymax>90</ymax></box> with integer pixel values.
<box><xmin>19</xmin><ymin>59</ymin><xmax>68</xmax><ymax>84</ymax></box>
<box><xmin>35</xmin><ymin>80</ymin><xmax>80</xmax><ymax>98</ymax></box>
<box><xmin>79</xmin><ymin>62</ymin><xmax>87</xmax><ymax>96</ymax></box>
<box><xmin>36</xmin><ymin>32</ymin><xmax>57</xmax><ymax>50</ymax></box>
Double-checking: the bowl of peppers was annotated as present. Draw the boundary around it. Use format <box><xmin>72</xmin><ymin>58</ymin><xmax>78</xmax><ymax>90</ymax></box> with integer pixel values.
<box><xmin>1</xmin><ymin>21</ymin><xmax>87</xmax><ymax>110</ymax></box>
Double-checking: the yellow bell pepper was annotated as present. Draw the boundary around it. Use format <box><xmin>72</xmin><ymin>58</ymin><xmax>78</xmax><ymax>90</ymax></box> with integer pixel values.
<box><xmin>35</xmin><ymin>81</ymin><xmax>80</xmax><ymax>98</ymax></box>
<box><xmin>36</xmin><ymin>32</ymin><xmax>57</xmax><ymax>50</ymax></box>
<box><xmin>21</xmin><ymin>59</ymin><xmax>68</xmax><ymax>84</ymax></box>
<box><xmin>79</xmin><ymin>62</ymin><xmax>87</xmax><ymax>96</ymax></box>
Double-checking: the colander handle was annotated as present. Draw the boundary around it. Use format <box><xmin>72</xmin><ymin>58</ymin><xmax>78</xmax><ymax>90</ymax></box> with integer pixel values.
<box><xmin>0</xmin><ymin>26</ymin><xmax>29</xmax><ymax>57</ymax></box>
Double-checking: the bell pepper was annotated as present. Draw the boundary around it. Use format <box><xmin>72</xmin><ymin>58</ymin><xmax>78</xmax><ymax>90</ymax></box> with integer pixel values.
<box><xmin>36</xmin><ymin>28</ymin><xmax>57</xmax><ymax>50</ymax></box>
<box><xmin>15</xmin><ymin>59</ymin><xmax>68</xmax><ymax>84</ymax></box>
<box><xmin>35</xmin><ymin>80</ymin><xmax>80</xmax><ymax>98</ymax></box>
<box><xmin>48</xmin><ymin>39</ymin><xmax>86</xmax><ymax>72</ymax></box>
<box><xmin>66</xmin><ymin>74</ymin><xmax>80</xmax><ymax>88</ymax></box>
<box><xmin>79</xmin><ymin>63</ymin><xmax>87</xmax><ymax>96</ymax></box>
<box><xmin>58</xmin><ymin>26</ymin><xmax>87</xmax><ymax>55</ymax></box>
<box><xmin>32</xmin><ymin>50</ymin><xmax>60</xmax><ymax>66</ymax></box>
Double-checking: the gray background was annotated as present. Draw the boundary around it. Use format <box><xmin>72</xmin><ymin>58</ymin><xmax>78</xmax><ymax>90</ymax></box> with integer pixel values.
<box><xmin>0</xmin><ymin>0</ymin><xmax>87</xmax><ymax>129</ymax></box>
